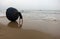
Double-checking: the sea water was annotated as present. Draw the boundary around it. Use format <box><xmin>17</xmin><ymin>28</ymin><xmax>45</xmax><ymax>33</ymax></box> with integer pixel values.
<box><xmin>23</xmin><ymin>10</ymin><xmax>60</xmax><ymax>20</ymax></box>
<box><xmin>0</xmin><ymin>10</ymin><xmax>60</xmax><ymax>20</ymax></box>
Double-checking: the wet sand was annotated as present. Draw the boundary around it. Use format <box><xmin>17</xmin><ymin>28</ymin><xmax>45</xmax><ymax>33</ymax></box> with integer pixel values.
<box><xmin>0</xmin><ymin>16</ymin><xmax>60</xmax><ymax>39</ymax></box>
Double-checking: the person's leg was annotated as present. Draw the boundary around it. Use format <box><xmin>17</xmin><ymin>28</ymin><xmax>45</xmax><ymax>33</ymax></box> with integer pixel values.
<box><xmin>18</xmin><ymin>12</ymin><xmax>23</xmax><ymax>27</ymax></box>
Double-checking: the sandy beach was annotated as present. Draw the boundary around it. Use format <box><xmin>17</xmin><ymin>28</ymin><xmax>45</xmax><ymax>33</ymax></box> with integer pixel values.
<box><xmin>0</xmin><ymin>16</ymin><xmax>60</xmax><ymax>39</ymax></box>
<box><xmin>0</xmin><ymin>0</ymin><xmax>60</xmax><ymax>39</ymax></box>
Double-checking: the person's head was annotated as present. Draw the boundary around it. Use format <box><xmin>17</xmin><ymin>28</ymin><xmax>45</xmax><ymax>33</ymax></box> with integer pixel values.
<box><xmin>18</xmin><ymin>12</ymin><xmax>23</xmax><ymax>19</ymax></box>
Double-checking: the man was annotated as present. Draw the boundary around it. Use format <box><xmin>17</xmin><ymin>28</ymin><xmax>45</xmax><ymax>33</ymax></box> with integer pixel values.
<box><xmin>6</xmin><ymin>7</ymin><xmax>23</xmax><ymax>21</ymax></box>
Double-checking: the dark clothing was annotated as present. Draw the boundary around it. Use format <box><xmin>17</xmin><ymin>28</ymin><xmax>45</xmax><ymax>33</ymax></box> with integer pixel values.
<box><xmin>18</xmin><ymin>12</ymin><xmax>23</xmax><ymax>19</ymax></box>
<box><xmin>6</xmin><ymin>7</ymin><xmax>23</xmax><ymax>21</ymax></box>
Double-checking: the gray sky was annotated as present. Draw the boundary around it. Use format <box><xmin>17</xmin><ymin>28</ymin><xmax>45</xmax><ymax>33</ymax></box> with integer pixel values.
<box><xmin>0</xmin><ymin>0</ymin><xmax>60</xmax><ymax>10</ymax></box>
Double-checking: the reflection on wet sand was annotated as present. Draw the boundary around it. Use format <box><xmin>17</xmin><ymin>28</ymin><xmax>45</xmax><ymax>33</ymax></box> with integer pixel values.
<box><xmin>8</xmin><ymin>21</ymin><xmax>22</xmax><ymax>28</ymax></box>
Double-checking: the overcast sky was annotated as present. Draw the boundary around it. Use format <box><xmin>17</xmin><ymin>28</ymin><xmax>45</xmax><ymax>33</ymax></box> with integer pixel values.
<box><xmin>0</xmin><ymin>0</ymin><xmax>60</xmax><ymax>10</ymax></box>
